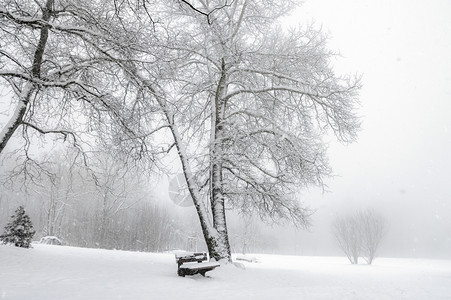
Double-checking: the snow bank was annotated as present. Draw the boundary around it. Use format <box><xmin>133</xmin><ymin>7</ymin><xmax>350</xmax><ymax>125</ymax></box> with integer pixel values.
<box><xmin>0</xmin><ymin>245</ymin><xmax>450</xmax><ymax>299</ymax></box>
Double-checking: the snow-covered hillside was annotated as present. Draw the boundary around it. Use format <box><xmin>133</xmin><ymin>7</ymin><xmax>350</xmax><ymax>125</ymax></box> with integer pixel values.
<box><xmin>1</xmin><ymin>244</ymin><xmax>450</xmax><ymax>300</ymax></box>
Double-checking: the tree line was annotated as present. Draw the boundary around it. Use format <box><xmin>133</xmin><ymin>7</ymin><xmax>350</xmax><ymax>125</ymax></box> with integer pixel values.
<box><xmin>0</xmin><ymin>149</ymin><xmax>187</xmax><ymax>251</ymax></box>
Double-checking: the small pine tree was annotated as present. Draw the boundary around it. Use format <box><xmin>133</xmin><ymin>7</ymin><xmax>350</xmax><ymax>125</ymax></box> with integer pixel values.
<box><xmin>0</xmin><ymin>206</ymin><xmax>36</xmax><ymax>248</ymax></box>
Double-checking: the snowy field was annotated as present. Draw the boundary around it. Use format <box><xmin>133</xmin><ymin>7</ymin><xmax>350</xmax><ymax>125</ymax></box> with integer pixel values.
<box><xmin>1</xmin><ymin>244</ymin><xmax>450</xmax><ymax>300</ymax></box>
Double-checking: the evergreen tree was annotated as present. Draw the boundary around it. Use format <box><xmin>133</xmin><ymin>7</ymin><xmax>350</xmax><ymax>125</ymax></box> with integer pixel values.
<box><xmin>1</xmin><ymin>206</ymin><xmax>36</xmax><ymax>248</ymax></box>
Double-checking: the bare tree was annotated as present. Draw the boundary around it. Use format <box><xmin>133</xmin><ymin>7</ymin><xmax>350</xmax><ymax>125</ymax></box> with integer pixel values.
<box><xmin>30</xmin><ymin>149</ymin><xmax>87</xmax><ymax>237</ymax></box>
<box><xmin>0</xmin><ymin>0</ymin><xmax>154</xmax><ymax>166</ymax></box>
<box><xmin>333</xmin><ymin>214</ymin><xmax>361</xmax><ymax>264</ymax></box>
<box><xmin>333</xmin><ymin>209</ymin><xmax>386</xmax><ymax>264</ymax></box>
<box><xmin>123</xmin><ymin>0</ymin><xmax>361</xmax><ymax>261</ymax></box>
<box><xmin>89</xmin><ymin>153</ymin><xmax>146</xmax><ymax>248</ymax></box>
<box><xmin>358</xmin><ymin>209</ymin><xmax>385</xmax><ymax>264</ymax></box>
<box><xmin>229</xmin><ymin>214</ymin><xmax>262</xmax><ymax>255</ymax></box>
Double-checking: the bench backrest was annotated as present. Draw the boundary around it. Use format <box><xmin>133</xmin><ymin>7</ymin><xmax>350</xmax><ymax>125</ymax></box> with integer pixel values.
<box><xmin>175</xmin><ymin>252</ymin><xmax>208</xmax><ymax>266</ymax></box>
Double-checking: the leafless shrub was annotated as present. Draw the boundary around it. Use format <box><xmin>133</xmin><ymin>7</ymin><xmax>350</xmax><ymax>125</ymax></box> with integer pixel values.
<box><xmin>333</xmin><ymin>209</ymin><xmax>386</xmax><ymax>264</ymax></box>
<box><xmin>357</xmin><ymin>209</ymin><xmax>386</xmax><ymax>264</ymax></box>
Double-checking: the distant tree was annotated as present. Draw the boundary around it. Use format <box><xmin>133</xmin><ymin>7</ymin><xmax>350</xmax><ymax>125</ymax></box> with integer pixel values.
<box><xmin>333</xmin><ymin>214</ymin><xmax>361</xmax><ymax>264</ymax></box>
<box><xmin>357</xmin><ymin>209</ymin><xmax>385</xmax><ymax>264</ymax></box>
<box><xmin>1</xmin><ymin>206</ymin><xmax>36</xmax><ymax>248</ymax></box>
<box><xmin>229</xmin><ymin>214</ymin><xmax>262</xmax><ymax>255</ymax></box>
<box><xmin>333</xmin><ymin>209</ymin><xmax>386</xmax><ymax>265</ymax></box>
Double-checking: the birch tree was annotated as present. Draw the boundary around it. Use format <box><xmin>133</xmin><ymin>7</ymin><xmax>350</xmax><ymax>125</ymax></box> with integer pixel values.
<box><xmin>122</xmin><ymin>0</ymin><xmax>361</xmax><ymax>261</ymax></box>
<box><xmin>33</xmin><ymin>156</ymin><xmax>79</xmax><ymax>237</ymax></box>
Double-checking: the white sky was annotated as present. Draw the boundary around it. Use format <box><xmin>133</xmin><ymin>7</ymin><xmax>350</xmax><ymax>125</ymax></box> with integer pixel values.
<box><xmin>283</xmin><ymin>0</ymin><xmax>451</xmax><ymax>257</ymax></box>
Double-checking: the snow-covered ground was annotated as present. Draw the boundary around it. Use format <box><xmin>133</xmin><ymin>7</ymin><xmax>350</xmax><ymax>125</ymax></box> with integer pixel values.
<box><xmin>1</xmin><ymin>244</ymin><xmax>450</xmax><ymax>300</ymax></box>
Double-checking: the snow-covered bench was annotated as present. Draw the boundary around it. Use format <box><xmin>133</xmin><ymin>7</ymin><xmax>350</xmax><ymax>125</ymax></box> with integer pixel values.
<box><xmin>175</xmin><ymin>252</ymin><xmax>220</xmax><ymax>277</ymax></box>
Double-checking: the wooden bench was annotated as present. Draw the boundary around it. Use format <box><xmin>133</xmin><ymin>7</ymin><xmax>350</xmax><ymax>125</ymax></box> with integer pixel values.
<box><xmin>175</xmin><ymin>252</ymin><xmax>220</xmax><ymax>277</ymax></box>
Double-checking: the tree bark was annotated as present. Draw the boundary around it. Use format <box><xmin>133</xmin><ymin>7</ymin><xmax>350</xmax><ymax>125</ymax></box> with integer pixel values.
<box><xmin>0</xmin><ymin>0</ymin><xmax>54</xmax><ymax>155</ymax></box>
<box><xmin>171</xmin><ymin>120</ymin><xmax>231</xmax><ymax>262</ymax></box>
<box><xmin>0</xmin><ymin>84</ymin><xmax>33</xmax><ymax>153</ymax></box>
<box><xmin>136</xmin><ymin>73</ymin><xmax>232</xmax><ymax>262</ymax></box>
<box><xmin>209</xmin><ymin>58</ymin><xmax>232</xmax><ymax>261</ymax></box>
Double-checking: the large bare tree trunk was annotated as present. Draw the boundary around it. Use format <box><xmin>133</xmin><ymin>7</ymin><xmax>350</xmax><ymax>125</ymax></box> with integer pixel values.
<box><xmin>209</xmin><ymin>58</ymin><xmax>232</xmax><ymax>261</ymax></box>
<box><xmin>135</xmin><ymin>73</ymin><xmax>233</xmax><ymax>262</ymax></box>
<box><xmin>171</xmin><ymin>120</ymin><xmax>231</xmax><ymax>262</ymax></box>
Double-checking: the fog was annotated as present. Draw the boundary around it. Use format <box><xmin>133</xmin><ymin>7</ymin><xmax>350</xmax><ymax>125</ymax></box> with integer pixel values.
<box><xmin>264</xmin><ymin>0</ymin><xmax>451</xmax><ymax>258</ymax></box>
<box><xmin>1</xmin><ymin>0</ymin><xmax>450</xmax><ymax>259</ymax></box>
